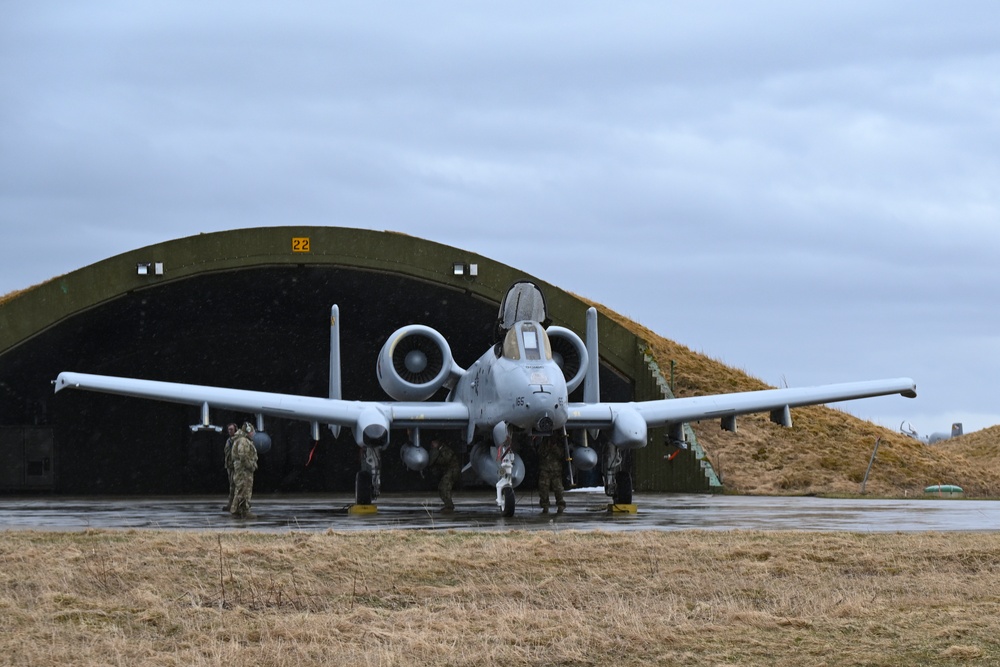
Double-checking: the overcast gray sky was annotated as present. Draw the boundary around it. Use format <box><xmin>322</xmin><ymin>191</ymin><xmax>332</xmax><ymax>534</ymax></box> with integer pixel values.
<box><xmin>2</xmin><ymin>2</ymin><xmax>998</xmax><ymax>437</ymax></box>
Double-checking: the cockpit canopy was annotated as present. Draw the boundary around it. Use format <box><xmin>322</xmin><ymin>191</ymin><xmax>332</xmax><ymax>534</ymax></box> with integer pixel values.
<box><xmin>496</xmin><ymin>280</ymin><xmax>549</xmax><ymax>339</ymax></box>
<box><xmin>502</xmin><ymin>321</ymin><xmax>552</xmax><ymax>362</ymax></box>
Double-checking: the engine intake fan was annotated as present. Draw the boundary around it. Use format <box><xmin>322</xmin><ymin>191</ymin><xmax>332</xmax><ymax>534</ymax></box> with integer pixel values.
<box><xmin>546</xmin><ymin>326</ymin><xmax>589</xmax><ymax>393</ymax></box>
<box><xmin>377</xmin><ymin>325</ymin><xmax>456</xmax><ymax>401</ymax></box>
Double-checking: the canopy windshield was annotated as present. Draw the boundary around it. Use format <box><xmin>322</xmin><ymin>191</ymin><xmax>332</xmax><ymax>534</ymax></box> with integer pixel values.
<box><xmin>502</xmin><ymin>321</ymin><xmax>552</xmax><ymax>362</ymax></box>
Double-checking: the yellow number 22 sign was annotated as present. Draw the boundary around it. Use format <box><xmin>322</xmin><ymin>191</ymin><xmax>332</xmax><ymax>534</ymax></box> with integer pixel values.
<box><xmin>292</xmin><ymin>237</ymin><xmax>311</xmax><ymax>253</ymax></box>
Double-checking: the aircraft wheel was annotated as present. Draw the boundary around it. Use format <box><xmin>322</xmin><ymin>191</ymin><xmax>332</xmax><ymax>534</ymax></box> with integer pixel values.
<box><xmin>613</xmin><ymin>471</ymin><xmax>633</xmax><ymax>505</ymax></box>
<box><xmin>355</xmin><ymin>471</ymin><xmax>374</xmax><ymax>506</ymax></box>
<box><xmin>501</xmin><ymin>486</ymin><xmax>516</xmax><ymax>517</ymax></box>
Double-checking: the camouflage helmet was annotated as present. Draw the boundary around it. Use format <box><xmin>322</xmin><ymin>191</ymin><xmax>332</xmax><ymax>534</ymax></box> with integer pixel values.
<box><xmin>242</xmin><ymin>421</ymin><xmax>255</xmax><ymax>434</ymax></box>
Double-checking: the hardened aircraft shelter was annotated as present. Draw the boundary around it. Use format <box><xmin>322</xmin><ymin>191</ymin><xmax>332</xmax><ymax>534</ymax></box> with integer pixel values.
<box><xmin>0</xmin><ymin>227</ymin><xmax>720</xmax><ymax>496</ymax></box>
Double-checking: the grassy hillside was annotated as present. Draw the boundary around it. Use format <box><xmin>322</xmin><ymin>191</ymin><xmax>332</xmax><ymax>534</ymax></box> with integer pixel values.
<box><xmin>595</xmin><ymin>301</ymin><xmax>1000</xmax><ymax>498</ymax></box>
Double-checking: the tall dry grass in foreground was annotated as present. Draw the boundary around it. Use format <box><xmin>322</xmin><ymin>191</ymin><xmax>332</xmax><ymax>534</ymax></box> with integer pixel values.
<box><xmin>2</xmin><ymin>529</ymin><xmax>999</xmax><ymax>666</ymax></box>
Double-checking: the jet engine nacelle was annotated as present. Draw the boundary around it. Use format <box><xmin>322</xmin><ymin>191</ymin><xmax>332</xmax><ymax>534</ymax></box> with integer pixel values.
<box><xmin>546</xmin><ymin>326</ymin><xmax>588</xmax><ymax>394</ymax></box>
<box><xmin>377</xmin><ymin>325</ymin><xmax>457</xmax><ymax>402</ymax></box>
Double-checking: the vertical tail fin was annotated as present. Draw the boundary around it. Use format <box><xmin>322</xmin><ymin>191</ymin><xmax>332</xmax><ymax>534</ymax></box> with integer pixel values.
<box><xmin>583</xmin><ymin>307</ymin><xmax>600</xmax><ymax>441</ymax></box>
<box><xmin>583</xmin><ymin>307</ymin><xmax>599</xmax><ymax>404</ymax></box>
<box><xmin>328</xmin><ymin>305</ymin><xmax>342</xmax><ymax>438</ymax></box>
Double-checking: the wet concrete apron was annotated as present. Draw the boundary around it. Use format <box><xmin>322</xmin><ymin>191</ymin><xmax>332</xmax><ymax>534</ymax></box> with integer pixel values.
<box><xmin>1</xmin><ymin>491</ymin><xmax>997</xmax><ymax>532</ymax></box>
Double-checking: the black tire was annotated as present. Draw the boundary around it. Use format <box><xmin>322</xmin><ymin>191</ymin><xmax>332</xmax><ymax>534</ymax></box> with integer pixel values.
<box><xmin>613</xmin><ymin>471</ymin><xmax>633</xmax><ymax>505</ymax></box>
<box><xmin>355</xmin><ymin>471</ymin><xmax>374</xmax><ymax>505</ymax></box>
<box><xmin>501</xmin><ymin>486</ymin><xmax>516</xmax><ymax>517</ymax></box>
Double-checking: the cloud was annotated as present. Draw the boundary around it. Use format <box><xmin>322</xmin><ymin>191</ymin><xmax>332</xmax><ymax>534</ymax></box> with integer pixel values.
<box><xmin>2</xmin><ymin>1</ymin><xmax>999</xmax><ymax>433</ymax></box>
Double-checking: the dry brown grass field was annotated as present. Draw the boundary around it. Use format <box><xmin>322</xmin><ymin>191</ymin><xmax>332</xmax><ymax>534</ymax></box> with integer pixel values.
<box><xmin>3</xmin><ymin>529</ymin><xmax>1000</xmax><ymax>666</ymax></box>
<box><xmin>4</xmin><ymin>287</ymin><xmax>1000</xmax><ymax>665</ymax></box>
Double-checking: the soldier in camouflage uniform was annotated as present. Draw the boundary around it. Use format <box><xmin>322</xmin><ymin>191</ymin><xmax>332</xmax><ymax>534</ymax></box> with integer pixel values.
<box><xmin>222</xmin><ymin>423</ymin><xmax>238</xmax><ymax>513</ymax></box>
<box><xmin>230</xmin><ymin>422</ymin><xmax>259</xmax><ymax>519</ymax></box>
<box><xmin>537</xmin><ymin>433</ymin><xmax>567</xmax><ymax>514</ymax></box>
<box><xmin>428</xmin><ymin>437</ymin><xmax>461</xmax><ymax>512</ymax></box>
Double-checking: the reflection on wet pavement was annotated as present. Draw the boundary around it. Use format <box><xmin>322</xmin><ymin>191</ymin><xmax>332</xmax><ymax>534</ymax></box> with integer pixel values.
<box><xmin>2</xmin><ymin>490</ymin><xmax>998</xmax><ymax>532</ymax></box>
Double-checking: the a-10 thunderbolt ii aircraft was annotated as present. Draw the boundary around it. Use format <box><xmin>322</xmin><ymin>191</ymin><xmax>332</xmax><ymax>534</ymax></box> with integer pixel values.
<box><xmin>900</xmin><ymin>421</ymin><xmax>963</xmax><ymax>444</ymax></box>
<box><xmin>53</xmin><ymin>281</ymin><xmax>917</xmax><ymax>516</ymax></box>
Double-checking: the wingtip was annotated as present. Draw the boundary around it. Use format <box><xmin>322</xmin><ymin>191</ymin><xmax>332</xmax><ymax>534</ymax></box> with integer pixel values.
<box><xmin>52</xmin><ymin>372</ymin><xmax>73</xmax><ymax>393</ymax></box>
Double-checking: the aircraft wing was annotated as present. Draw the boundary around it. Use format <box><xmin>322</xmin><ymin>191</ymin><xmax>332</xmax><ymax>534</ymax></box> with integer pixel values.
<box><xmin>53</xmin><ymin>372</ymin><xmax>470</xmax><ymax>443</ymax></box>
<box><xmin>567</xmin><ymin>377</ymin><xmax>917</xmax><ymax>447</ymax></box>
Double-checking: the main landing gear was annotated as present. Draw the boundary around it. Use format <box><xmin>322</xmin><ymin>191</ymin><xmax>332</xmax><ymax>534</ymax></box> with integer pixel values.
<box><xmin>604</xmin><ymin>442</ymin><xmax>636</xmax><ymax>512</ymax></box>
<box><xmin>496</xmin><ymin>444</ymin><xmax>516</xmax><ymax>517</ymax></box>
<box><xmin>500</xmin><ymin>486</ymin><xmax>515</xmax><ymax>517</ymax></box>
<box><xmin>355</xmin><ymin>471</ymin><xmax>375</xmax><ymax>506</ymax></box>
<box><xmin>351</xmin><ymin>447</ymin><xmax>382</xmax><ymax>514</ymax></box>
<box><xmin>612</xmin><ymin>471</ymin><xmax>633</xmax><ymax>505</ymax></box>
